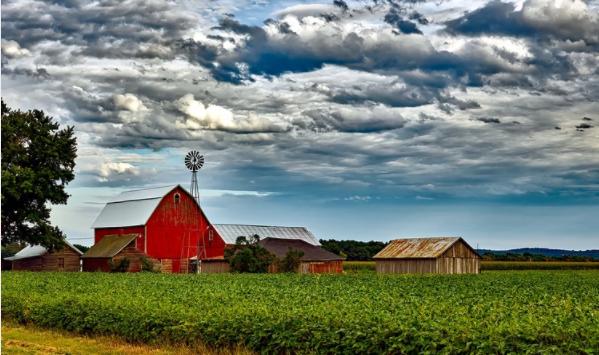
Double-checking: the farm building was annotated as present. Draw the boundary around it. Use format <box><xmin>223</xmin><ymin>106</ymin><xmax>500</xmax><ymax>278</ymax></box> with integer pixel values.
<box><xmin>86</xmin><ymin>185</ymin><xmax>225</xmax><ymax>273</ymax></box>
<box><xmin>82</xmin><ymin>234</ymin><xmax>156</xmax><ymax>272</ymax></box>
<box><xmin>187</xmin><ymin>224</ymin><xmax>337</xmax><ymax>273</ymax></box>
<box><xmin>259</xmin><ymin>237</ymin><xmax>344</xmax><ymax>273</ymax></box>
<box><xmin>374</xmin><ymin>237</ymin><xmax>480</xmax><ymax>274</ymax></box>
<box><xmin>4</xmin><ymin>242</ymin><xmax>82</xmax><ymax>272</ymax></box>
<box><xmin>86</xmin><ymin>186</ymin><xmax>330</xmax><ymax>273</ymax></box>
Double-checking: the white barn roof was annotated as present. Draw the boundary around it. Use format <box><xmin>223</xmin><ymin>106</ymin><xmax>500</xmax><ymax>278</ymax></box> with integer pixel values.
<box><xmin>213</xmin><ymin>224</ymin><xmax>320</xmax><ymax>245</ymax></box>
<box><xmin>92</xmin><ymin>185</ymin><xmax>183</xmax><ymax>228</ymax></box>
<box><xmin>5</xmin><ymin>242</ymin><xmax>82</xmax><ymax>261</ymax></box>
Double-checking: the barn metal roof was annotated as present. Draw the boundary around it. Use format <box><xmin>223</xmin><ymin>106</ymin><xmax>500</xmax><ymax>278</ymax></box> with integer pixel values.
<box><xmin>92</xmin><ymin>198</ymin><xmax>163</xmax><ymax>228</ymax></box>
<box><xmin>213</xmin><ymin>224</ymin><xmax>320</xmax><ymax>245</ymax></box>
<box><xmin>108</xmin><ymin>185</ymin><xmax>178</xmax><ymax>203</ymax></box>
<box><xmin>259</xmin><ymin>238</ymin><xmax>342</xmax><ymax>261</ymax></box>
<box><xmin>82</xmin><ymin>234</ymin><xmax>138</xmax><ymax>258</ymax></box>
<box><xmin>4</xmin><ymin>242</ymin><xmax>83</xmax><ymax>261</ymax></box>
<box><xmin>92</xmin><ymin>185</ymin><xmax>187</xmax><ymax>228</ymax></box>
<box><xmin>374</xmin><ymin>237</ymin><xmax>463</xmax><ymax>259</ymax></box>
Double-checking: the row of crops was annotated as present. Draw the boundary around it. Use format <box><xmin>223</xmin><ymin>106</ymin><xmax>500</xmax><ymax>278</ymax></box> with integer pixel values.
<box><xmin>344</xmin><ymin>260</ymin><xmax>599</xmax><ymax>272</ymax></box>
<box><xmin>3</xmin><ymin>271</ymin><xmax>598</xmax><ymax>353</ymax></box>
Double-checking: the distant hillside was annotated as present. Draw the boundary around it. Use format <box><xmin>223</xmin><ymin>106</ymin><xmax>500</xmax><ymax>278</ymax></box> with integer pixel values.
<box><xmin>477</xmin><ymin>248</ymin><xmax>599</xmax><ymax>260</ymax></box>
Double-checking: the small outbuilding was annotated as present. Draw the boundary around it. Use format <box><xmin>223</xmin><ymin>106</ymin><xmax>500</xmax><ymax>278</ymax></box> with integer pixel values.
<box><xmin>374</xmin><ymin>237</ymin><xmax>480</xmax><ymax>274</ymax></box>
<box><xmin>82</xmin><ymin>234</ymin><xmax>152</xmax><ymax>272</ymax></box>
<box><xmin>259</xmin><ymin>237</ymin><xmax>344</xmax><ymax>273</ymax></box>
<box><xmin>5</xmin><ymin>242</ymin><xmax>82</xmax><ymax>272</ymax></box>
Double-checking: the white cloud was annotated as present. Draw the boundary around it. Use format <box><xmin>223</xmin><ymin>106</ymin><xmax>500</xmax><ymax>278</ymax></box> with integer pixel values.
<box><xmin>176</xmin><ymin>94</ymin><xmax>289</xmax><ymax>133</ymax></box>
<box><xmin>522</xmin><ymin>0</ymin><xmax>599</xmax><ymax>43</ymax></box>
<box><xmin>1</xmin><ymin>39</ymin><xmax>30</xmax><ymax>58</ymax></box>
<box><xmin>98</xmin><ymin>162</ymin><xmax>140</xmax><ymax>182</ymax></box>
<box><xmin>113</xmin><ymin>93</ymin><xmax>147</xmax><ymax>112</ymax></box>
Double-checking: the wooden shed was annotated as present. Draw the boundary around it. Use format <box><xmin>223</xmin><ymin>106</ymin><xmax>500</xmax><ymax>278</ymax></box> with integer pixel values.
<box><xmin>374</xmin><ymin>237</ymin><xmax>480</xmax><ymax>274</ymax></box>
<box><xmin>82</xmin><ymin>234</ymin><xmax>153</xmax><ymax>272</ymax></box>
<box><xmin>5</xmin><ymin>242</ymin><xmax>82</xmax><ymax>272</ymax></box>
<box><xmin>259</xmin><ymin>238</ymin><xmax>344</xmax><ymax>273</ymax></box>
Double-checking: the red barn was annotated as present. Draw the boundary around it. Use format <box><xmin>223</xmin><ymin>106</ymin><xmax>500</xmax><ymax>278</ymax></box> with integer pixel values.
<box><xmin>83</xmin><ymin>185</ymin><xmax>226</xmax><ymax>273</ymax></box>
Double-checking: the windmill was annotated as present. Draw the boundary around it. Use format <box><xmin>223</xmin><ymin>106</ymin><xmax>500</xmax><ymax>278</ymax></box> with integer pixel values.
<box><xmin>184</xmin><ymin>150</ymin><xmax>205</xmax><ymax>273</ymax></box>
<box><xmin>185</xmin><ymin>150</ymin><xmax>204</xmax><ymax>203</ymax></box>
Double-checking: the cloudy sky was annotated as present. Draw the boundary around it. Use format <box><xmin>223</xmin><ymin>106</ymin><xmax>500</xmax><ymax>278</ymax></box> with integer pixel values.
<box><xmin>2</xmin><ymin>0</ymin><xmax>598</xmax><ymax>249</ymax></box>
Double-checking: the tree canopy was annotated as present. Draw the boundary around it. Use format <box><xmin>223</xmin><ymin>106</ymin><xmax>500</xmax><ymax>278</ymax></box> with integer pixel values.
<box><xmin>224</xmin><ymin>235</ymin><xmax>275</xmax><ymax>273</ymax></box>
<box><xmin>319</xmin><ymin>239</ymin><xmax>388</xmax><ymax>261</ymax></box>
<box><xmin>1</xmin><ymin>100</ymin><xmax>77</xmax><ymax>250</ymax></box>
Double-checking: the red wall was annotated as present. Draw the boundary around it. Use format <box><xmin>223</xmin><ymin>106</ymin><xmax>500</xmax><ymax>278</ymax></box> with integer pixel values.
<box><xmin>146</xmin><ymin>187</ymin><xmax>226</xmax><ymax>259</ymax></box>
<box><xmin>82</xmin><ymin>258</ymin><xmax>110</xmax><ymax>272</ymax></box>
<box><xmin>93</xmin><ymin>186</ymin><xmax>226</xmax><ymax>271</ymax></box>
<box><xmin>95</xmin><ymin>226</ymin><xmax>145</xmax><ymax>251</ymax></box>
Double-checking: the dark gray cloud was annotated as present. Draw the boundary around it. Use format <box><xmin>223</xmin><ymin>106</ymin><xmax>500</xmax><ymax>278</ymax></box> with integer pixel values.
<box><xmin>1</xmin><ymin>0</ymin><xmax>598</xmax><ymax>205</ymax></box>
<box><xmin>445</xmin><ymin>0</ymin><xmax>599</xmax><ymax>45</ymax></box>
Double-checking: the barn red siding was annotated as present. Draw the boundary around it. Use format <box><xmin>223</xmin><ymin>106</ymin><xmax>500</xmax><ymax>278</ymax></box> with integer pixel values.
<box><xmin>95</xmin><ymin>226</ymin><xmax>146</xmax><ymax>252</ymax></box>
<box><xmin>92</xmin><ymin>186</ymin><xmax>226</xmax><ymax>273</ymax></box>
<box><xmin>145</xmin><ymin>187</ymin><xmax>226</xmax><ymax>261</ymax></box>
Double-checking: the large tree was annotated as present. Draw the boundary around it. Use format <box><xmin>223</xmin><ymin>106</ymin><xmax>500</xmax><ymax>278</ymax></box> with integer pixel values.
<box><xmin>1</xmin><ymin>100</ymin><xmax>77</xmax><ymax>250</ymax></box>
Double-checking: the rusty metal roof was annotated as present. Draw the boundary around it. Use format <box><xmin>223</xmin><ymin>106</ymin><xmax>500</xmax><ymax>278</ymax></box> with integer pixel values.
<box><xmin>82</xmin><ymin>234</ymin><xmax>138</xmax><ymax>258</ymax></box>
<box><xmin>374</xmin><ymin>237</ymin><xmax>462</xmax><ymax>259</ymax></box>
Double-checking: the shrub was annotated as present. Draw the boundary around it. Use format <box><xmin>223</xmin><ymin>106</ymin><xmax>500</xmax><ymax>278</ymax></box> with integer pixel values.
<box><xmin>109</xmin><ymin>258</ymin><xmax>130</xmax><ymax>272</ymax></box>
<box><xmin>278</xmin><ymin>248</ymin><xmax>304</xmax><ymax>273</ymax></box>
<box><xmin>224</xmin><ymin>235</ymin><xmax>275</xmax><ymax>273</ymax></box>
<box><xmin>140</xmin><ymin>256</ymin><xmax>157</xmax><ymax>272</ymax></box>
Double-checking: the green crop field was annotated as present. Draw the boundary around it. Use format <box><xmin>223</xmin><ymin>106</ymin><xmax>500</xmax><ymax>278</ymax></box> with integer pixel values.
<box><xmin>2</xmin><ymin>271</ymin><xmax>598</xmax><ymax>354</ymax></box>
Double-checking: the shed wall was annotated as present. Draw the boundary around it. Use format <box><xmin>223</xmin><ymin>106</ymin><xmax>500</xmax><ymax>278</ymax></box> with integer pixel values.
<box><xmin>376</xmin><ymin>259</ymin><xmax>437</xmax><ymax>274</ymax></box>
<box><xmin>12</xmin><ymin>247</ymin><xmax>80</xmax><ymax>272</ymax></box>
<box><xmin>442</xmin><ymin>240</ymin><xmax>478</xmax><ymax>259</ymax></box>
<box><xmin>436</xmin><ymin>257</ymin><xmax>480</xmax><ymax>274</ymax></box>
<box><xmin>82</xmin><ymin>258</ymin><xmax>111</xmax><ymax>272</ymax></box>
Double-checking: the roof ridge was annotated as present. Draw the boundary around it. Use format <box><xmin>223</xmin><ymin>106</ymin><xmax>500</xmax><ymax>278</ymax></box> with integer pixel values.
<box><xmin>214</xmin><ymin>223</ymin><xmax>306</xmax><ymax>228</ymax></box>
<box><xmin>118</xmin><ymin>184</ymin><xmax>178</xmax><ymax>194</ymax></box>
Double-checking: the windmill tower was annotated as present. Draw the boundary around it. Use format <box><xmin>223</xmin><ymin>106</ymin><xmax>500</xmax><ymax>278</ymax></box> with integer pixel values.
<box><xmin>185</xmin><ymin>150</ymin><xmax>204</xmax><ymax>203</ymax></box>
<box><xmin>184</xmin><ymin>150</ymin><xmax>206</xmax><ymax>273</ymax></box>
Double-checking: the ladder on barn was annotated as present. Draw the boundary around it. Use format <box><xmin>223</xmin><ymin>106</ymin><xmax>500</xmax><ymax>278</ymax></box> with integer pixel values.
<box><xmin>180</xmin><ymin>229</ymin><xmax>207</xmax><ymax>273</ymax></box>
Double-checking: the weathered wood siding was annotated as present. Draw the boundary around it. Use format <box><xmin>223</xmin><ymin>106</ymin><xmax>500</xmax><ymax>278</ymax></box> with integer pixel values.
<box><xmin>82</xmin><ymin>258</ymin><xmax>111</xmax><ymax>272</ymax></box>
<box><xmin>198</xmin><ymin>261</ymin><xmax>230</xmax><ymax>273</ymax></box>
<box><xmin>436</xmin><ymin>257</ymin><xmax>480</xmax><ymax>274</ymax></box>
<box><xmin>12</xmin><ymin>247</ymin><xmax>80</xmax><ymax>272</ymax></box>
<box><xmin>267</xmin><ymin>260</ymin><xmax>343</xmax><ymax>274</ymax></box>
<box><xmin>375</xmin><ymin>259</ymin><xmax>437</xmax><ymax>274</ymax></box>
<box><xmin>437</xmin><ymin>239</ymin><xmax>480</xmax><ymax>274</ymax></box>
<box><xmin>111</xmin><ymin>243</ymin><xmax>149</xmax><ymax>272</ymax></box>
<box><xmin>441</xmin><ymin>240</ymin><xmax>478</xmax><ymax>259</ymax></box>
<box><xmin>301</xmin><ymin>261</ymin><xmax>343</xmax><ymax>274</ymax></box>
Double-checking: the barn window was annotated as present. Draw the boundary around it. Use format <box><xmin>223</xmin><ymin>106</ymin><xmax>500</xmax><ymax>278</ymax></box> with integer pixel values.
<box><xmin>174</xmin><ymin>193</ymin><xmax>181</xmax><ymax>205</ymax></box>
<box><xmin>58</xmin><ymin>258</ymin><xmax>64</xmax><ymax>268</ymax></box>
<box><xmin>208</xmin><ymin>230</ymin><xmax>213</xmax><ymax>242</ymax></box>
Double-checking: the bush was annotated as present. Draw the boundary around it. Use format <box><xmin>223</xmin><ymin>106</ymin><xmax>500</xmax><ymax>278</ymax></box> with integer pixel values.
<box><xmin>109</xmin><ymin>258</ymin><xmax>130</xmax><ymax>272</ymax></box>
<box><xmin>140</xmin><ymin>256</ymin><xmax>157</xmax><ymax>272</ymax></box>
<box><xmin>278</xmin><ymin>248</ymin><xmax>304</xmax><ymax>273</ymax></box>
<box><xmin>224</xmin><ymin>235</ymin><xmax>275</xmax><ymax>273</ymax></box>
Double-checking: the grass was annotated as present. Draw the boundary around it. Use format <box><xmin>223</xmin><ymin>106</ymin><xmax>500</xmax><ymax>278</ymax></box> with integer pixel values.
<box><xmin>344</xmin><ymin>260</ymin><xmax>599</xmax><ymax>272</ymax></box>
<box><xmin>1</xmin><ymin>322</ymin><xmax>252</xmax><ymax>355</ymax></box>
